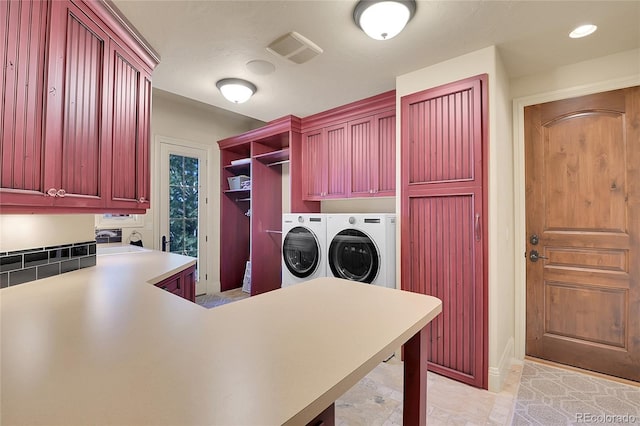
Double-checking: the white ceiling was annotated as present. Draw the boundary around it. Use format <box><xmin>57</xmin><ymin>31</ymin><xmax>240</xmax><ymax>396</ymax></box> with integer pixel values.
<box><xmin>112</xmin><ymin>0</ymin><xmax>640</xmax><ymax>122</ymax></box>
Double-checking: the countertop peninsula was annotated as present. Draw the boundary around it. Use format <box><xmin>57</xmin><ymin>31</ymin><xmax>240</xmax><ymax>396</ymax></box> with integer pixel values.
<box><xmin>1</xmin><ymin>250</ymin><xmax>441</xmax><ymax>425</ymax></box>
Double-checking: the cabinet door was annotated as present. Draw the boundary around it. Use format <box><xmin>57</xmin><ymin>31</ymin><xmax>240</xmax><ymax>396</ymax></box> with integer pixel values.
<box><xmin>348</xmin><ymin>116</ymin><xmax>375</xmax><ymax>197</ymax></box>
<box><xmin>0</xmin><ymin>0</ymin><xmax>53</xmax><ymax>207</ymax></box>
<box><xmin>325</xmin><ymin>123</ymin><xmax>348</xmax><ymax>198</ymax></box>
<box><xmin>108</xmin><ymin>41</ymin><xmax>152</xmax><ymax>210</ymax></box>
<box><xmin>302</xmin><ymin>129</ymin><xmax>325</xmax><ymax>200</ymax></box>
<box><xmin>183</xmin><ymin>265</ymin><xmax>196</xmax><ymax>302</ymax></box>
<box><xmin>154</xmin><ymin>272</ymin><xmax>184</xmax><ymax>299</ymax></box>
<box><xmin>374</xmin><ymin>110</ymin><xmax>396</xmax><ymax>196</ymax></box>
<box><xmin>45</xmin><ymin>0</ymin><xmax>110</xmax><ymax>208</ymax></box>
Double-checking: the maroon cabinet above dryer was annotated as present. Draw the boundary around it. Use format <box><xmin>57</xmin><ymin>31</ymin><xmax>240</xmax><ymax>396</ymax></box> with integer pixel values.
<box><xmin>300</xmin><ymin>90</ymin><xmax>396</xmax><ymax>201</ymax></box>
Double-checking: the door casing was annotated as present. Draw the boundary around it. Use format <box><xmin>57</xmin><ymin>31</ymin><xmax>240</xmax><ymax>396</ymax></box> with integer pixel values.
<box><xmin>153</xmin><ymin>135</ymin><xmax>214</xmax><ymax>295</ymax></box>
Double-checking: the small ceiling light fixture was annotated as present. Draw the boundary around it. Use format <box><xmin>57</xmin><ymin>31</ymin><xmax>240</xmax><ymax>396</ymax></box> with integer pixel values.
<box><xmin>353</xmin><ymin>0</ymin><xmax>417</xmax><ymax>40</ymax></box>
<box><xmin>569</xmin><ymin>24</ymin><xmax>597</xmax><ymax>39</ymax></box>
<box><xmin>216</xmin><ymin>78</ymin><xmax>257</xmax><ymax>104</ymax></box>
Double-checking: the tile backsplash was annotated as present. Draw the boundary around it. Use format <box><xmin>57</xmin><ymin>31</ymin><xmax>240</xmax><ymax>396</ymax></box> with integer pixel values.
<box><xmin>0</xmin><ymin>241</ymin><xmax>97</xmax><ymax>288</ymax></box>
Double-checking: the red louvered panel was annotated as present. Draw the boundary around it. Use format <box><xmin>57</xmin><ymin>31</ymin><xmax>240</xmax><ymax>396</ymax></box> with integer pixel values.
<box><xmin>0</xmin><ymin>0</ymin><xmax>48</xmax><ymax>193</ymax></box>
<box><xmin>302</xmin><ymin>130</ymin><xmax>324</xmax><ymax>199</ymax></box>
<box><xmin>326</xmin><ymin>123</ymin><xmax>347</xmax><ymax>197</ymax></box>
<box><xmin>401</xmin><ymin>75</ymin><xmax>488</xmax><ymax>389</ymax></box>
<box><xmin>59</xmin><ymin>11</ymin><xmax>104</xmax><ymax>198</ymax></box>
<box><xmin>377</xmin><ymin>111</ymin><xmax>396</xmax><ymax>194</ymax></box>
<box><xmin>111</xmin><ymin>50</ymin><xmax>140</xmax><ymax>201</ymax></box>
<box><xmin>408</xmin><ymin>87</ymin><xmax>476</xmax><ymax>185</ymax></box>
<box><xmin>349</xmin><ymin>116</ymin><xmax>373</xmax><ymax>196</ymax></box>
<box><xmin>409</xmin><ymin>195</ymin><xmax>477</xmax><ymax>378</ymax></box>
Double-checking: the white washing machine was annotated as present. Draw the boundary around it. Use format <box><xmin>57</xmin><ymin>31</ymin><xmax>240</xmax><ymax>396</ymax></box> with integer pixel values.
<box><xmin>281</xmin><ymin>213</ymin><xmax>327</xmax><ymax>287</ymax></box>
<box><xmin>326</xmin><ymin>214</ymin><xmax>396</xmax><ymax>288</ymax></box>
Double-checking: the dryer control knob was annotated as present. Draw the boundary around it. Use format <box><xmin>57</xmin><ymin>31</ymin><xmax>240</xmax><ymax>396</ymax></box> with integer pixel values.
<box><xmin>297</xmin><ymin>216</ymin><xmax>304</xmax><ymax>223</ymax></box>
<box><xmin>349</xmin><ymin>216</ymin><xmax>356</xmax><ymax>224</ymax></box>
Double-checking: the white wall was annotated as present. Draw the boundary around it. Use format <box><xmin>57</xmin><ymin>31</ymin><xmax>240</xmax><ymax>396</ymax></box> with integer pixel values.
<box><xmin>0</xmin><ymin>214</ymin><xmax>95</xmax><ymax>252</ymax></box>
<box><xmin>511</xmin><ymin>48</ymin><xmax>640</xmax><ymax>361</ymax></box>
<box><xmin>395</xmin><ymin>46</ymin><xmax>515</xmax><ymax>392</ymax></box>
<box><xmin>146</xmin><ymin>89</ymin><xmax>263</xmax><ymax>293</ymax></box>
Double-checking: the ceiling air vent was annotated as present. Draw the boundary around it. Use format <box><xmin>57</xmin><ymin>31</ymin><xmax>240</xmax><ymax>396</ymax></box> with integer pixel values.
<box><xmin>266</xmin><ymin>31</ymin><xmax>323</xmax><ymax>64</ymax></box>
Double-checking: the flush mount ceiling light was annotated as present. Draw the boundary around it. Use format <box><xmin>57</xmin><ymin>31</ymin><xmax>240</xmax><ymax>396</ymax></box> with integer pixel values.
<box><xmin>569</xmin><ymin>24</ymin><xmax>597</xmax><ymax>38</ymax></box>
<box><xmin>216</xmin><ymin>78</ymin><xmax>257</xmax><ymax>104</ymax></box>
<box><xmin>353</xmin><ymin>0</ymin><xmax>416</xmax><ymax>40</ymax></box>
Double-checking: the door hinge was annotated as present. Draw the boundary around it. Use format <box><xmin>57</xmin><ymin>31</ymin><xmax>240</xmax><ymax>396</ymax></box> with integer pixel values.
<box><xmin>205</xmin><ymin>273</ymin><xmax>208</xmax><ymax>280</ymax></box>
<box><xmin>205</xmin><ymin>235</ymin><xmax>208</xmax><ymax>242</ymax></box>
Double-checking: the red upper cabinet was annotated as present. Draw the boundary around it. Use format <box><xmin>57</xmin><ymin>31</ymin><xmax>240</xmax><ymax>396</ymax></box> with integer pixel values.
<box><xmin>0</xmin><ymin>0</ymin><xmax>158</xmax><ymax>213</ymax></box>
<box><xmin>373</xmin><ymin>110</ymin><xmax>396</xmax><ymax>196</ymax></box>
<box><xmin>302</xmin><ymin>123</ymin><xmax>348</xmax><ymax>200</ymax></box>
<box><xmin>301</xmin><ymin>129</ymin><xmax>324</xmax><ymax>199</ymax></box>
<box><xmin>348</xmin><ymin>116</ymin><xmax>375</xmax><ymax>197</ymax></box>
<box><xmin>300</xmin><ymin>90</ymin><xmax>395</xmax><ymax>201</ymax></box>
<box><xmin>348</xmin><ymin>110</ymin><xmax>396</xmax><ymax>197</ymax></box>
<box><xmin>44</xmin><ymin>0</ymin><xmax>111</xmax><ymax>209</ymax></box>
<box><xmin>325</xmin><ymin>123</ymin><xmax>349</xmax><ymax>198</ymax></box>
<box><xmin>108</xmin><ymin>41</ymin><xmax>153</xmax><ymax>210</ymax></box>
<box><xmin>0</xmin><ymin>0</ymin><xmax>52</xmax><ymax>206</ymax></box>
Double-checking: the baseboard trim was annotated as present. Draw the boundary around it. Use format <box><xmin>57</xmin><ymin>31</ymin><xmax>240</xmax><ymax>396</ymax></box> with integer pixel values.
<box><xmin>488</xmin><ymin>337</ymin><xmax>514</xmax><ymax>392</ymax></box>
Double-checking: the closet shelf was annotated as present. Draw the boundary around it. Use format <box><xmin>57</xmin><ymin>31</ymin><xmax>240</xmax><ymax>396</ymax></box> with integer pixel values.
<box><xmin>254</xmin><ymin>148</ymin><xmax>289</xmax><ymax>166</ymax></box>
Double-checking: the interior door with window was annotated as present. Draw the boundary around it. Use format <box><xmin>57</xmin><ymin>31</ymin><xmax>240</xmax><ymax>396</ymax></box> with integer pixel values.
<box><xmin>159</xmin><ymin>141</ymin><xmax>209</xmax><ymax>296</ymax></box>
<box><xmin>525</xmin><ymin>87</ymin><xmax>640</xmax><ymax>381</ymax></box>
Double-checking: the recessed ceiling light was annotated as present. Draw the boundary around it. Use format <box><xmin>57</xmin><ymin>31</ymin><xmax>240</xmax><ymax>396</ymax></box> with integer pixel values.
<box><xmin>569</xmin><ymin>24</ymin><xmax>597</xmax><ymax>39</ymax></box>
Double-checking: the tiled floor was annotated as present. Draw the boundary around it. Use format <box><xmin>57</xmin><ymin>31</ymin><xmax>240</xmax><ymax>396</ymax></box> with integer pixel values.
<box><xmin>512</xmin><ymin>361</ymin><xmax>640</xmax><ymax>425</ymax></box>
<box><xmin>197</xmin><ymin>291</ymin><xmax>639</xmax><ymax>425</ymax></box>
<box><xmin>335</xmin><ymin>356</ymin><xmax>522</xmax><ymax>425</ymax></box>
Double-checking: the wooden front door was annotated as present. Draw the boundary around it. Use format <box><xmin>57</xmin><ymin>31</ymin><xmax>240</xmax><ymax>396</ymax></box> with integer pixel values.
<box><xmin>525</xmin><ymin>87</ymin><xmax>640</xmax><ymax>381</ymax></box>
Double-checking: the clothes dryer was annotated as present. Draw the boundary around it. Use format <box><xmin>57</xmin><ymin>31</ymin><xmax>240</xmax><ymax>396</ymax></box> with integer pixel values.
<box><xmin>326</xmin><ymin>214</ymin><xmax>396</xmax><ymax>288</ymax></box>
<box><xmin>281</xmin><ymin>214</ymin><xmax>327</xmax><ymax>287</ymax></box>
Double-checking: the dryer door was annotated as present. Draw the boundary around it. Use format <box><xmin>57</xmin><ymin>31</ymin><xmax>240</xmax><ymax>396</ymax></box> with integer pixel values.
<box><xmin>283</xmin><ymin>227</ymin><xmax>321</xmax><ymax>278</ymax></box>
<box><xmin>328</xmin><ymin>229</ymin><xmax>379</xmax><ymax>283</ymax></box>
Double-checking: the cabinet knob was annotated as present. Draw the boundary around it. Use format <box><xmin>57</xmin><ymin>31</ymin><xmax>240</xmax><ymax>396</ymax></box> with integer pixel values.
<box><xmin>49</xmin><ymin>87</ymin><xmax>56</xmax><ymax>95</ymax></box>
<box><xmin>56</xmin><ymin>189</ymin><xmax>66</xmax><ymax>198</ymax></box>
<box><xmin>46</xmin><ymin>188</ymin><xmax>58</xmax><ymax>197</ymax></box>
<box><xmin>137</xmin><ymin>197</ymin><xmax>146</xmax><ymax>203</ymax></box>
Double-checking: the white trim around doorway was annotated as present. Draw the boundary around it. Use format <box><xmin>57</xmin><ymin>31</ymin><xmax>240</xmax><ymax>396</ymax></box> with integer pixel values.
<box><xmin>153</xmin><ymin>135</ymin><xmax>215</xmax><ymax>295</ymax></box>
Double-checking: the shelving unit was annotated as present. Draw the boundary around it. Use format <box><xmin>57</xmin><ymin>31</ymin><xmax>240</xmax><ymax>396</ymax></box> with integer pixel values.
<box><xmin>217</xmin><ymin>116</ymin><xmax>320</xmax><ymax>295</ymax></box>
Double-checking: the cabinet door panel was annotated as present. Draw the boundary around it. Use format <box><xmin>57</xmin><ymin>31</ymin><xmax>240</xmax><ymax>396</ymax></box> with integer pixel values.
<box><xmin>0</xmin><ymin>0</ymin><xmax>52</xmax><ymax>206</ymax></box>
<box><xmin>348</xmin><ymin>116</ymin><xmax>374</xmax><ymax>197</ymax></box>
<box><xmin>326</xmin><ymin>123</ymin><xmax>347</xmax><ymax>198</ymax></box>
<box><xmin>48</xmin><ymin>1</ymin><xmax>110</xmax><ymax>207</ymax></box>
<box><xmin>376</xmin><ymin>111</ymin><xmax>396</xmax><ymax>195</ymax></box>
<box><xmin>302</xmin><ymin>130</ymin><xmax>325</xmax><ymax>199</ymax></box>
<box><xmin>109</xmin><ymin>42</ymin><xmax>151</xmax><ymax>209</ymax></box>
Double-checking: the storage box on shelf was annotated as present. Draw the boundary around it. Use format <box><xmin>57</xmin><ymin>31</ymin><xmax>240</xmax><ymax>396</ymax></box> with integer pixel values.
<box><xmin>0</xmin><ymin>0</ymin><xmax>158</xmax><ymax>214</ymax></box>
<box><xmin>217</xmin><ymin>116</ymin><xmax>320</xmax><ymax>295</ymax></box>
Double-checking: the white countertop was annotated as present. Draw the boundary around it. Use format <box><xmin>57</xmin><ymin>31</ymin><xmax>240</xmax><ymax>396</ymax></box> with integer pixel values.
<box><xmin>1</xmin><ymin>253</ymin><xmax>441</xmax><ymax>426</ymax></box>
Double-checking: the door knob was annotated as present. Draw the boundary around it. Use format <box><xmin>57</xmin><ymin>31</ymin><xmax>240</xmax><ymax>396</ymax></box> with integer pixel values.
<box><xmin>529</xmin><ymin>250</ymin><xmax>548</xmax><ymax>262</ymax></box>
